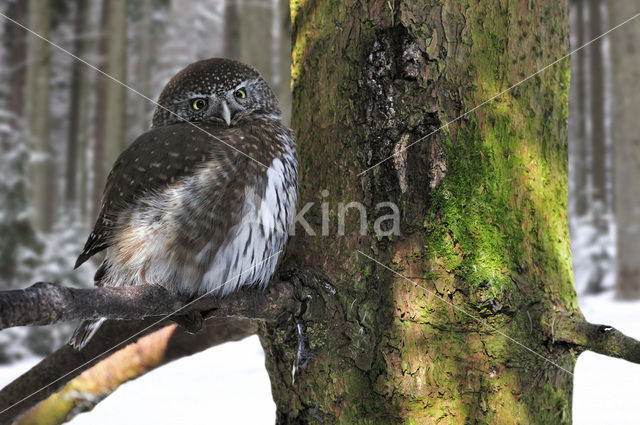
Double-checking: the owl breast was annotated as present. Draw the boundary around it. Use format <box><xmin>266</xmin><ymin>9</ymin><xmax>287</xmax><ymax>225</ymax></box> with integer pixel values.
<box><xmin>192</xmin><ymin>154</ymin><xmax>297</xmax><ymax>295</ymax></box>
<box><xmin>101</xmin><ymin>145</ymin><xmax>297</xmax><ymax>297</ymax></box>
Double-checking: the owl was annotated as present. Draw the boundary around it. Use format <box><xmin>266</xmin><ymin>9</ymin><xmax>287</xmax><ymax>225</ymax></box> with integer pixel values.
<box><xmin>70</xmin><ymin>58</ymin><xmax>298</xmax><ymax>349</ymax></box>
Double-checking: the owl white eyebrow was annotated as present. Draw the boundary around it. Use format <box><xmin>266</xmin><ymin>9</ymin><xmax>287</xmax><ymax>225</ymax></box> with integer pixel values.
<box><xmin>235</xmin><ymin>78</ymin><xmax>259</xmax><ymax>90</ymax></box>
<box><xmin>0</xmin><ymin>11</ymin><xmax>276</xmax><ymax>174</ymax></box>
<box><xmin>175</xmin><ymin>93</ymin><xmax>214</xmax><ymax>103</ymax></box>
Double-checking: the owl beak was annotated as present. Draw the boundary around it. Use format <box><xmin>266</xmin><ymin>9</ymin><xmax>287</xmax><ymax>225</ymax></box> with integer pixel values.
<box><xmin>220</xmin><ymin>101</ymin><xmax>231</xmax><ymax>126</ymax></box>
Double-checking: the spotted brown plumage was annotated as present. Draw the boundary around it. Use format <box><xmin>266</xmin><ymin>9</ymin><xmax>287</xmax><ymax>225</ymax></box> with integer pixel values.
<box><xmin>70</xmin><ymin>58</ymin><xmax>297</xmax><ymax>349</ymax></box>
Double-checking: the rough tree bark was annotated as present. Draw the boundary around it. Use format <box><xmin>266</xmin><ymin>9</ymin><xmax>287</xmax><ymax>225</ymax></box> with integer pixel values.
<box><xmin>259</xmin><ymin>1</ymin><xmax>585</xmax><ymax>423</ymax></box>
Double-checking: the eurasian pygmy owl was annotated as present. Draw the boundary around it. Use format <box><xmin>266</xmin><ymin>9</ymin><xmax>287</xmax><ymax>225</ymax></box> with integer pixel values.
<box><xmin>70</xmin><ymin>58</ymin><xmax>298</xmax><ymax>349</ymax></box>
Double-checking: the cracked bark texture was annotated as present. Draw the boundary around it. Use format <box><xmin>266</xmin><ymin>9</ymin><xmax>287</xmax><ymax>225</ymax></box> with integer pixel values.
<box><xmin>261</xmin><ymin>1</ymin><xmax>576</xmax><ymax>423</ymax></box>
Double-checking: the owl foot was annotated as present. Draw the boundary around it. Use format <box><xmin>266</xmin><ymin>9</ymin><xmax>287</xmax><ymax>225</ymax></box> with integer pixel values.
<box><xmin>291</xmin><ymin>320</ymin><xmax>314</xmax><ymax>384</ymax></box>
<box><xmin>171</xmin><ymin>310</ymin><xmax>204</xmax><ymax>334</ymax></box>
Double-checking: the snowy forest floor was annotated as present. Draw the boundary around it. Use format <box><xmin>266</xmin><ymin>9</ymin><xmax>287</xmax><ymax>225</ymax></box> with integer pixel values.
<box><xmin>573</xmin><ymin>292</ymin><xmax>640</xmax><ymax>425</ymax></box>
<box><xmin>1</xmin><ymin>291</ymin><xmax>639</xmax><ymax>424</ymax></box>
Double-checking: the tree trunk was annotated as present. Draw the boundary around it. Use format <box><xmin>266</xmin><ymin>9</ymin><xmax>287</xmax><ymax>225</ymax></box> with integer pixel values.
<box><xmin>234</xmin><ymin>0</ymin><xmax>292</xmax><ymax>124</ymax></box>
<box><xmin>91</xmin><ymin>0</ymin><xmax>128</xmax><ymax>221</ymax></box>
<box><xmin>92</xmin><ymin>0</ymin><xmax>109</xmax><ymax>220</ymax></box>
<box><xmin>223</xmin><ymin>0</ymin><xmax>239</xmax><ymax>59</ymax></box>
<box><xmin>260</xmin><ymin>1</ymin><xmax>577</xmax><ymax>423</ymax></box>
<box><xmin>569</xmin><ymin>1</ymin><xmax>589</xmax><ymax>217</ymax></box>
<box><xmin>6</xmin><ymin>0</ymin><xmax>27</xmax><ymax>131</ymax></box>
<box><xmin>132</xmin><ymin>0</ymin><xmax>153</xmax><ymax>138</ymax></box>
<box><xmin>238</xmin><ymin>0</ymin><xmax>277</xmax><ymax>85</ymax></box>
<box><xmin>78</xmin><ymin>3</ymin><xmax>94</xmax><ymax>225</ymax></box>
<box><xmin>610</xmin><ymin>0</ymin><xmax>640</xmax><ymax>299</ymax></box>
<box><xmin>25</xmin><ymin>0</ymin><xmax>52</xmax><ymax>232</ymax></box>
<box><xmin>277</xmin><ymin>0</ymin><xmax>291</xmax><ymax>126</ymax></box>
<box><xmin>103</xmin><ymin>0</ymin><xmax>128</xmax><ymax>177</ymax></box>
<box><xmin>588</xmin><ymin>0</ymin><xmax>607</xmax><ymax>208</ymax></box>
<box><xmin>64</xmin><ymin>0</ymin><xmax>88</xmax><ymax>205</ymax></box>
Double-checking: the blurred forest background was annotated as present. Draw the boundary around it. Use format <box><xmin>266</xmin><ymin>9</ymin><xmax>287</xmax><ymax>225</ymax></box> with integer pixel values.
<box><xmin>568</xmin><ymin>0</ymin><xmax>640</xmax><ymax>300</ymax></box>
<box><xmin>0</xmin><ymin>0</ymin><xmax>291</xmax><ymax>359</ymax></box>
<box><xmin>0</xmin><ymin>0</ymin><xmax>637</xmax><ymax>372</ymax></box>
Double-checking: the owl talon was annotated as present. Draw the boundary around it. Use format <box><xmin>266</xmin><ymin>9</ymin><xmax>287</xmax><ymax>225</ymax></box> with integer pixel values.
<box><xmin>172</xmin><ymin>311</ymin><xmax>204</xmax><ymax>334</ymax></box>
<box><xmin>291</xmin><ymin>321</ymin><xmax>314</xmax><ymax>384</ymax></box>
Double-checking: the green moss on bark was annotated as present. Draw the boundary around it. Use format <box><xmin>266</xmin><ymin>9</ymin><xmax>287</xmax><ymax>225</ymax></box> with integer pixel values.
<box><xmin>260</xmin><ymin>1</ymin><xmax>578</xmax><ymax>423</ymax></box>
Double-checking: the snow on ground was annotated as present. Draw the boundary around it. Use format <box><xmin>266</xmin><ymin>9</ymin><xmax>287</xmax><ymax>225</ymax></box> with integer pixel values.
<box><xmin>0</xmin><ymin>336</ymin><xmax>275</xmax><ymax>425</ymax></box>
<box><xmin>0</xmin><ymin>356</ymin><xmax>41</xmax><ymax>391</ymax></box>
<box><xmin>2</xmin><ymin>295</ymin><xmax>640</xmax><ymax>424</ymax></box>
<box><xmin>573</xmin><ymin>293</ymin><xmax>640</xmax><ymax>425</ymax></box>
<box><xmin>68</xmin><ymin>336</ymin><xmax>275</xmax><ymax>425</ymax></box>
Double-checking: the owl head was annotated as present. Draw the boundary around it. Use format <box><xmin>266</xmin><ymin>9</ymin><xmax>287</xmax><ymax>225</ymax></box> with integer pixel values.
<box><xmin>151</xmin><ymin>58</ymin><xmax>281</xmax><ymax>128</ymax></box>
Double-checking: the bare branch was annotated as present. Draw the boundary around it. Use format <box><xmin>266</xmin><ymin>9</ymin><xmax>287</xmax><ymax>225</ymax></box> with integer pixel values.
<box><xmin>545</xmin><ymin>312</ymin><xmax>640</xmax><ymax>365</ymax></box>
<box><xmin>0</xmin><ymin>277</ymin><xmax>302</xmax><ymax>423</ymax></box>
<box><xmin>0</xmin><ymin>280</ymin><xmax>298</xmax><ymax>330</ymax></box>
<box><xmin>0</xmin><ymin>283</ymin><xmax>180</xmax><ymax>329</ymax></box>
<box><xmin>16</xmin><ymin>318</ymin><xmax>255</xmax><ymax>425</ymax></box>
<box><xmin>0</xmin><ymin>318</ymin><xmax>165</xmax><ymax>423</ymax></box>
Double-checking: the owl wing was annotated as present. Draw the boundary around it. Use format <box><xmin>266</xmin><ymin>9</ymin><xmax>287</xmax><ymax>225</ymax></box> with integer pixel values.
<box><xmin>74</xmin><ymin>122</ymin><xmax>246</xmax><ymax>269</ymax></box>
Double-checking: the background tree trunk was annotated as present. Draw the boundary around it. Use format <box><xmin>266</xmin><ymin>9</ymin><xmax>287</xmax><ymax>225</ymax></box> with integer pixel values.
<box><xmin>238</xmin><ymin>0</ymin><xmax>276</xmax><ymax>85</ymax></box>
<box><xmin>223</xmin><ymin>0</ymin><xmax>239</xmax><ymax>59</ymax></box>
<box><xmin>131</xmin><ymin>0</ymin><xmax>153</xmax><ymax>138</ymax></box>
<box><xmin>103</xmin><ymin>0</ymin><xmax>128</xmax><ymax>179</ymax></box>
<box><xmin>6</xmin><ymin>0</ymin><xmax>27</xmax><ymax>132</ymax></box>
<box><xmin>588</xmin><ymin>0</ymin><xmax>608</xmax><ymax>210</ymax></box>
<box><xmin>25</xmin><ymin>0</ymin><xmax>52</xmax><ymax>232</ymax></box>
<box><xmin>64</xmin><ymin>0</ymin><xmax>88</xmax><ymax>205</ymax></box>
<box><xmin>277</xmin><ymin>0</ymin><xmax>291</xmax><ymax>126</ymax></box>
<box><xmin>610</xmin><ymin>0</ymin><xmax>640</xmax><ymax>299</ymax></box>
<box><xmin>78</xmin><ymin>4</ymin><xmax>94</xmax><ymax>226</ymax></box>
<box><xmin>92</xmin><ymin>0</ymin><xmax>109</xmax><ymax>220</ymax></box>
<box><xmin>260</xmin><ymin>1</ymin><xmax>577</xmax><ymax>423</ymax></box>
<box><xmin>569</xmin><ymin>0</ymin><xmax>589</xmax><ymax>217</ymax></box>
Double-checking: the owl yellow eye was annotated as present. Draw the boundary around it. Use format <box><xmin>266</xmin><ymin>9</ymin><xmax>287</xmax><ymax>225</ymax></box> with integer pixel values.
<box><xmin>192</xmin><ymin>98</ymin><xmax>207</xmax><ymax>111</ymax></box>
<box><xmin>234</xmin><ymin>89</ymin><xmax>247</xmax><ymax>99</ymax></box>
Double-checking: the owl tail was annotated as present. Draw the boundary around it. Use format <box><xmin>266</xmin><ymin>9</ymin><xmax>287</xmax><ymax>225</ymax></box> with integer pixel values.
<box><xmin>69</xmin><ymin>318</ymin><xmax>106</xmax><ymax>350</ymax></box>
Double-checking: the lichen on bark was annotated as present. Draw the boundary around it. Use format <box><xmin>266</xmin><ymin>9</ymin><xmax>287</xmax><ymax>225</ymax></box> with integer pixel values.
<box><xmin>262</xmin><ymin>0</ymin><xmax>577</xmax><ymax>424</ymax></box>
